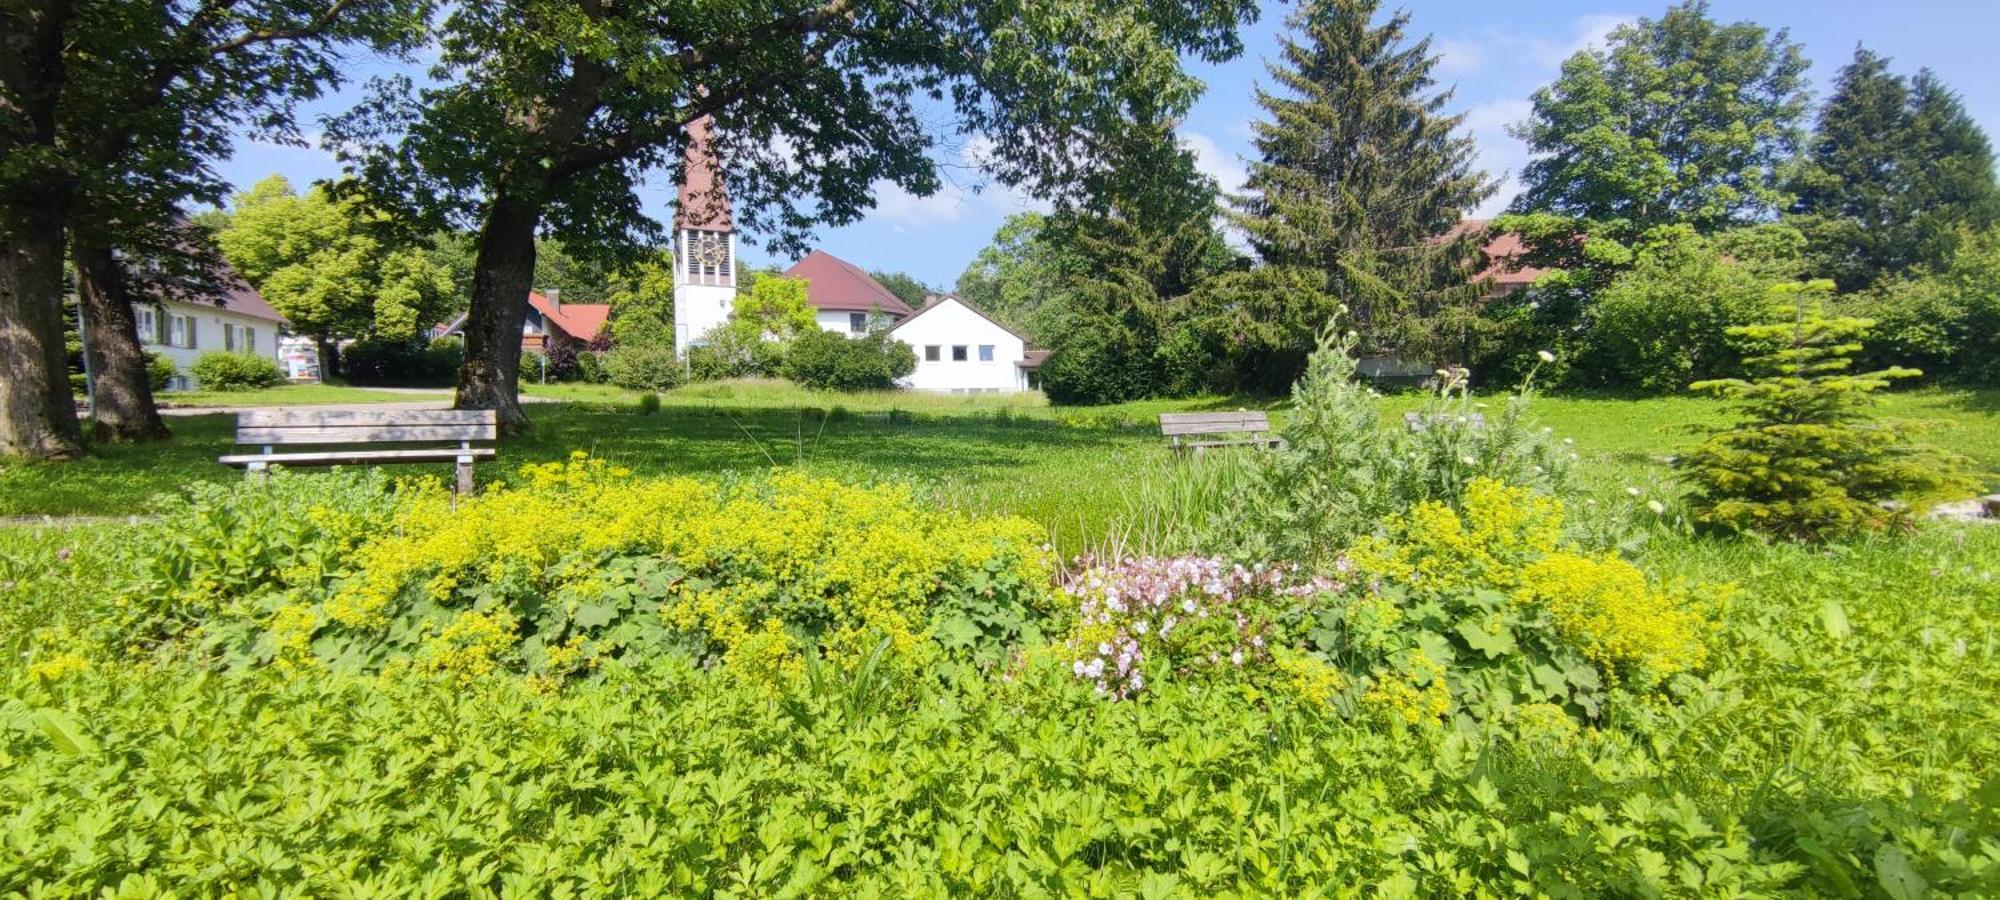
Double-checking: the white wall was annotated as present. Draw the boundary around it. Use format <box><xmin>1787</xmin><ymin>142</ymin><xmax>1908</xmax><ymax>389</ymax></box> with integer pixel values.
<box><xmin>673</xmin><ymin>283</ymin><xmax>736</xmax><ymax>356</ymax></box>
<box><xmin>138</xmin><ymin>301</ymin><xmax>284</xmax><ymax>390</ymax></box>
<box><xmin>815</xmin><ymin>309</ymin><xmax>872</xmax><ymax>335</ymax></box>
<box><xmin>890</xmin><ymin>299</ymin><xmax>1029</xmax><ymax>393</ymax></box>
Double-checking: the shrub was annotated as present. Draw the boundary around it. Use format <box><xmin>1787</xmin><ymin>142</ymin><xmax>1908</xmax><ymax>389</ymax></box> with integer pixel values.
<box><xmin>1211</xmin><ymin>321</ymin><xmax>1573</xmax><ymax>570</ymax></box>
<box><xmin>1578</xmin><ymin>231</ymin><xmax>1769</xmax><ymax>392</ymax></box>
<box><xmin>241</xmin><ymin>456</ymin><xmax>1053</xmax><ymax>681</ymax></box>
<box><xmin>1039</xmin><ymin>316</ymin><xmax>1155</xmax><ymax>405</ymax></box>
<box><xmin>1679</xmin><ymin>284</ymin><xmax>1975</xmax><ymax>539</ymax></box>
<box><xmin>635</xmin><ymin>391</ymin><xmax>661</xmax><ymax>415</ymax></box>
<box><xmin>189</xmin><ymin>351</ymin><xmax>285</xmax><ymax>391</ymax></box>
<box><xmin>341</xmin><ymin>337</ymin><xmax>463</xmax><ymax>387</ymax></box>
<box><xmin>604</xmin><ymin>342</ymin><xmax>686</xmax><ymax>392</ymax></box>
<box><xmin>574</xmin><ymin>349</ymin><xmax>608</xmax><ymax>383</ymax></box>
<box><xmin>686</xmin><ymin>324</ymin><xmax>783</xmax><ymax>381</ymax></box>
<box><xmin>144</xmin><ymin>352</ymin><xmax>177</xmax><ymax>391</ymax></box>
<box><xmin>783</xmin><ymin>328</ymin><xmax>916</xmax><ymax>391</ymax></box>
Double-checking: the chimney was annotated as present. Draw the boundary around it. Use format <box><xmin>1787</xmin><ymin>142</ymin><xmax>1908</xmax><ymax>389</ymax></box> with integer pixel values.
<box><xmin>545</xmin><ymin>288</ymin><xmax>561</xmax><ymax>311</ymax></box>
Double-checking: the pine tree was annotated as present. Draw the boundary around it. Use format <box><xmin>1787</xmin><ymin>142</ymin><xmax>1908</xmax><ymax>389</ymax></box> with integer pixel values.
<box><xmin>1229</xmin><ymin>0</ymin><xmax>1493</xmax><ymax>362</ymax></box>
<box><xmin>1789</xmin><ymin>48</ymin><xmax>2000</xmax><ymax>291</ymax></box>
<box><xmin>1679</xmin><ymin>282</ymin><xmax>1972</xmax><ymax>540</ymax></box>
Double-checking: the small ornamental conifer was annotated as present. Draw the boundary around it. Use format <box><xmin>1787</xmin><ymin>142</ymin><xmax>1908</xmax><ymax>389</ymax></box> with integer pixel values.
<box><xmin>1678</xmin><ymin>281</ymin><xmax>1974</xmax><ymax>539</ymax></box>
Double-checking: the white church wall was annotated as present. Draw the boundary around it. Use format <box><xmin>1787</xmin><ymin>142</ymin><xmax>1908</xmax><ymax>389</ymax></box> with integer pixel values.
<box><xmin>890</xmin><ymin>299</ymin><xmax>1028</xmax><ymax>393</ymax></box>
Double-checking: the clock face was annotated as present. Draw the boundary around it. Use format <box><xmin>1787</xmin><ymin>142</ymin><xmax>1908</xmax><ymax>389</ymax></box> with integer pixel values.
<box><xmin>691</xmin><ymin>234</ymin><xmax>729</xmax><ymax>268</ymax></box>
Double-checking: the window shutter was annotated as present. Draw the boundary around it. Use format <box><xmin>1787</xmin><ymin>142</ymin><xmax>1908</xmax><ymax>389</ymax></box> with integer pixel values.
<box><xmin>156</xmin><ymin>309</ymin><xmax>168</xmax><ymax>345</ymax></box>
<box><xmin>246</xmin><ymin>327</ymin><xmax>255</xmax><ymax>353</ymax></box>
<box><xmin>187</xmin><ymin>317</ymin><xmax>197</xmax><ymax>349</ymax></box>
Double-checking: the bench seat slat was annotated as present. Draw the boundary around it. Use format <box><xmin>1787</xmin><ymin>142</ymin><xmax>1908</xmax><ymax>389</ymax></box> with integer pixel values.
<box><xmin>1158</xmin><ymin>411</ymin><xmax>1271</xmax><ymax>425</ymax></box>
<box><xmin>219</xmin><ymin>447</ymin><xmax>497</xmax><ymax>467</ymax></box>
<box><xmin>236</xmin><ymin>424</ymin><xmax>498</xmax><ymax>444</ymax></box>
<box><xmin>236</xmin><ymin>409</ymin><xmax>497</xmax><ymax>427</ymax></box>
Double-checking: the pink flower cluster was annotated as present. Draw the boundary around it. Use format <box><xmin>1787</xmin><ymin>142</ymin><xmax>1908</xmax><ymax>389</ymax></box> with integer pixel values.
<box><xmin>1062</xmin><ymin>555</ymin><xmax>1343</xmax><ymax>699</ymax></box>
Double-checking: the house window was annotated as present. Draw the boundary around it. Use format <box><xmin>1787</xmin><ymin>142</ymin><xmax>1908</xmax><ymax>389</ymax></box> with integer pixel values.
<box><xmin>135</xmin><ymin>307</ymin><xmax>156</xmax><ymax>346</ymax></box>
<box><xmin>978</xmin><ymin>344</ymin><xmax>995</xmax><ymax>362</ymax></box>
<box><xmin>223</xmin><ymin>323</ymin><xmax>255</xmax><ymax>353</ymax></box>
<box><xmin>166</xmin><ymin>313</ymin><xmax>197</xmax><ymax>349</ymax></box>
<box><xmin>925</xmin><ymin>345</ymin><xmax>941</xmax><ymax>362</ymax></box>
<box><xmin>849</xmin><ymin>312</ymin><xmax>866</xmax><ymax>334</ymax></box>
<box><xmin>951</xmin><ymin>345</ymin><xmax>968</xmax><ymax>361</ymax></box>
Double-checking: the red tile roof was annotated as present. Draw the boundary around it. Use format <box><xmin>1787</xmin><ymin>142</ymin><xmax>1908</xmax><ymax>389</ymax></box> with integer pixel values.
<box><xmin>1452</xmin><ymin>219</ymin><xmax>1548</xmax><ymax>290</ymax></box>
<box><xmin>676</xmin><ymin>116</ymin><xmax>732</xmax><ymax>232</ymax></box>
<box><xmin>213</xmin><ymin>273</ymin><xmax>285</xmax><ymax>324</ymax></box>
<box><xmin>529</xmin><ymin>292</ymin><xmax>609</xmax><ymax>341</ymax></box>
<box><xmin>781</xmin><ymin>250</ymin><xmax>914</xmax><ymax>316</ymax></box>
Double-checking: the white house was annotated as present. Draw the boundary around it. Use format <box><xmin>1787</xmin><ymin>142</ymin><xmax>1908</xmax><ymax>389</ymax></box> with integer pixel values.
<box><xmin>133</xmin><ymin>278</ymin><xmax>286</xmax><ymax>390</ymax></box>
<box><xmin>784</xmin><ymin>249</ymin><xmax>914</xmax><ymax>333</ymax></box>
<box><xmin>890</xmin><ymin>295</ymin><xmax>1043</xmax><ymax>394</ymax></box>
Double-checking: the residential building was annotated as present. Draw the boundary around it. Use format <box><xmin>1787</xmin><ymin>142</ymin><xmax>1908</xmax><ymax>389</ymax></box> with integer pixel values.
<box><xmin>890</xmin><ymin>295</ymin><xmax>1043</xmax><ymax>394</ymax></box>
<box><xmin>783</xmin><ymin>250</ymin><xmax>914</xmax><ymax>333</ymax></box>
<box><xmin>133</xmin><ymin>277</ymin><xmax>286</xmax><ymax>390</ymax></box>
<box><xmin>432</xmin><ymin>290</ymin><xmax>610</xmax><ymax>357</ymax></box>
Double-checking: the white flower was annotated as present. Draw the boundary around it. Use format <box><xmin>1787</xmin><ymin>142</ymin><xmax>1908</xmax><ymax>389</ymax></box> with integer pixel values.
<box><xmin>1647</xmin><ymin>500</ymin><xmax>1667</xmax><ymax>514</ymax></box>
<box><xmin>1625</xmin><ymin>486</ymin><xmax>1641</xmax><ymax>497</ymax></box>
<box><xmin>1537</xmin><ymin>350</ymin><xmax>1556</xmax><ymax>364</ymax></box>
<box><xmin>1460</xmin><ymin>455</ymin><xmax>1477</xmax><ymax>465</ymax></box>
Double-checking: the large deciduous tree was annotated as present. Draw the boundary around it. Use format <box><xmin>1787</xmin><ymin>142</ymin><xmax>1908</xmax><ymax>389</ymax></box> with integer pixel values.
<box><xmin>214</xmin><ymin>175</ymin><xmax>456</xmax><ymax>375</ymax></box>
<box><xmin>1788</xmin><ymin>48</ymin><xmax>2000</xmax><ymax>292</ymax></box>
<box><xmin>0</xmin><ymin>0</ymin><xmax>426</xmax><ymax>457</ymax></box>
<box><xmin>335</xmin><ymin>0</ymin><xmax>1256</xmax><ymax>431</ymax></box>
<box><xmin>1511</xmin><ymin>0</ymin><xmax>1808</xmax><ymax>235</ymax></box>
<box><xmin>1225</xmin><ymin>0</ymin><xmax>1493</xmax><ymax>368</ymax></box>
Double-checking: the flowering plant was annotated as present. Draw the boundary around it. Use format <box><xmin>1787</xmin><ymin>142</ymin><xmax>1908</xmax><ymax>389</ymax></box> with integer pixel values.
<box><xmin>1059</xmin><ymin>555</ymin><xmax>1346</xmax><ymax>703</ymax></box>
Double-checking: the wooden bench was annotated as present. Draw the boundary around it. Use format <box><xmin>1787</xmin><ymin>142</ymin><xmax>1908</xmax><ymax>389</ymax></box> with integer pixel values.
<box><xmin>1402</xmin><ymin>411</ymin><xmax>1486</xmax><ymax>432</ymax></box>
<box><xmin>219</xmin><ymin>409</ymin><xmax>498</xmax><ymax>494</ymax></box>
<box><xmin>1159</xmin><ymin>411</ymin><xmax>1283</xmax><ymax>454</ymax></box>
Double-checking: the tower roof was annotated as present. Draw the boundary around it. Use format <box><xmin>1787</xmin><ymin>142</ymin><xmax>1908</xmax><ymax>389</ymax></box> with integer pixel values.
<box><xmin>782</xmin><ymin>250</ymin><xmax>914</xmax><ymax>316</ymax></box>
<box><xmin>675</xmin><ymin>115</ymin><xmax>732</xmax><ymax>232</ymax></box>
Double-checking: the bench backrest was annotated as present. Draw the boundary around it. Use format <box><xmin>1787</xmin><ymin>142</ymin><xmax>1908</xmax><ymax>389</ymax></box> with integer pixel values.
<box><xmin>236</xmin><ymin>409</ymin><xmax>499</xmax><ymax>446</ymax></box>
<box><xmin>1159</xmin><ymin>411</ymin><xmax>1273</xmax><ymax>436</ymax></box>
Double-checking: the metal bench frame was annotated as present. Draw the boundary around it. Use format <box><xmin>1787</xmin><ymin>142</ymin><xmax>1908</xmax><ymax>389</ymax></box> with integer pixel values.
<box><xmin>219</xmin><ymin>409</ymin><xmax>499</xmax><ymax>494</ymax></box>
<box><xmin>1158</xmin><ymin>411</ymin><xmax>1284</xmax><ymax>454</ymax></box>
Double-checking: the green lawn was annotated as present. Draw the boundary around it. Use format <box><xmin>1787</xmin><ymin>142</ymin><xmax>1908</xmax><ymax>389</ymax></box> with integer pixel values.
<box><xmin>10</xmin><ymin>381</ymin><xmax>1998</xmax><ymax>546</ymax></box>
<box><xmin>159</xmin><ymin>383</ymin><xmax>449</xmax><ymax>407</ymax></box>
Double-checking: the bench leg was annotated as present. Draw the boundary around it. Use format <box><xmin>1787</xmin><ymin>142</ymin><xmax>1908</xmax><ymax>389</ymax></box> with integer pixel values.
<box><xmin>455</xmin><ymin>456</ymin><xmax>475</xmax><ymax>496</ymax></box>
<box><xmin>247</xmin><ymin>461</ymin><xmax>269</xmax><ymax>485</ymax></box>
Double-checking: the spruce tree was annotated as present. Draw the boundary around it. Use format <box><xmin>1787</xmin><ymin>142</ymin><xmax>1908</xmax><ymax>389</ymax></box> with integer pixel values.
<box><xmin>1229</xmin><ymin>0</ymin><xmax>1493</xmax><ymax>363</ymax></box>
<box><xmin>1789</xmin><ymin>48</ymin><xmax>2000</xmax><ymax>291</ymax></box>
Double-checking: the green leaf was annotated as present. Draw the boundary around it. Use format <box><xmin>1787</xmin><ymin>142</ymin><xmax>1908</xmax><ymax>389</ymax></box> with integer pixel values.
<box><xmin>573</xmin><ymin>602</ymin><xmax>619</xmax><ymax>630</ymax></box>
<box><xmin>1873</xmin><ymin>844</ymin><xmax>1926</xmax><ymax>900</ymax></box>
<box><xmin>1456</xmin><ymin>620</ymin><xmax>1517</xmax><ymax>659</ymax></box>
<box><xmin>1820</xmin><ymin>600</ymin><xmax>1850</xmax><ymax>640</ymax></box>
<box><xmin>35</xmin><ymin>709</ymin><xmax>98</xmax><ymax>756</ymax></box>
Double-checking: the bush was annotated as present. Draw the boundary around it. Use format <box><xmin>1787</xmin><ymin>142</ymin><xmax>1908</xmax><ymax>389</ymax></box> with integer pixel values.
<box><xmin>686</xmin><ymin>324</ymin><xmax>784</xmax><ymax>381</ymax></box>
<box><xmin>144</xmin><ymin>352</ymin><xmax>177</xmax><ymax>391</ymax></box>
<box><xmin>189</xmin><ymin>351</ymin><xmax>285</xmax><ymax>391</ymax></box>
<box><xmin>1210</xmin><ymin>321</ymin><xmax>1573</xmax><ymax>570</ymax></box>
<box><xmin>635</xmin><ymin>391</ymin><xmax>661</xmax><ymax>415</ymax></box>
<box><xmin>574</xmin><ymin>349</ymin><xmax>608</xmax><ymax>384</ymax></box>
<box><xmin>604</xmin><ymin>343</ymin><xmax>685</xmax><ymax>392</ymax></box>
<box><xmin>1679</xmin><ymin>284</ymin><xmax>1975</xmax><ymax>539</ymax></box>
<box><xmin>783</xmin><ymin>328</ymin><xmax>916</xmax><ymax>391</ymax></box>
<box><xmin>1578</xmin><ymin>232</ymin><xmax>1769</xmax><ymax>392</ymax></box>
<box><xmin>341</xmin><ymin>338</ymin><xmax>463</xmax><ymax>387</ymax></box>
<box><xmin>1039</xmin><ymin>316</ymin><xmax>1156</xmax><ymax>405</ymax></box>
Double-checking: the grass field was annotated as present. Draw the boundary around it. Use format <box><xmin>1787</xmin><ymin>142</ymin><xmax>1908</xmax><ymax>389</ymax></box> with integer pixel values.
<box><xmin>10</xmin><ymin>380</ymin><xmax>1998</xmax><ymax>544</ymax></box>
<box><xmin>156</xmin><ymin>383</ymin><xmax>450</xmax><ymax>407</ymax></box>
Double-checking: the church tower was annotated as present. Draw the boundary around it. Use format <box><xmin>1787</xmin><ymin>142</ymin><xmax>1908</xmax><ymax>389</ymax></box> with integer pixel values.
<box><xmin>673</xmin><ymin>116</ymin><xmax>736</xmax><ymax>356</ymax></box>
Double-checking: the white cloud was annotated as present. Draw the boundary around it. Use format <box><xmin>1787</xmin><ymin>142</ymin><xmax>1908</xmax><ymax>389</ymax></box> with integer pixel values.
<box><xmin>869</xmin><ymin>179</ymin><xmax>973</xmax><ymax>230</ymax></box>
<box><xmin>1180</xmin><ymin>129</ymin><xmax>1248</xmax><ymax>197</ymax></box>
<box><xmin>1530</xmin><ymin>13</ymin><xmax>1636</xmax><ymax>68</ymax></box>
<box><xmin>1460</xmin><ymin>99</ymin><xmax>1535</xmax><ymax>218</ymax></box>
<box><xmin>1434</xmin><ymin>38</ymin><xmax>1487</xmax><ymax>77</ymax></box>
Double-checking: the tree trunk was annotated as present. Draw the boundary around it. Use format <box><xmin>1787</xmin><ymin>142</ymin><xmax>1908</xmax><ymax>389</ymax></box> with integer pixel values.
<box><xmin>72</xmin><ymin>233</ymin><xmax>169</xmax><ymax>441</ymax></box>
<box><xmin>0</xmin><ymin>212</ymin><xmax>87</xmax><ymax>460</ymax></box>
<box><xmin>316</xmin><ymin>334</ymin><xmax>339</xmax><ymax>381</ymax></box>
<box><xmin>456</xmin><ymin>193</ymin><xmax>542</xmax><ymax>433</ymax></box>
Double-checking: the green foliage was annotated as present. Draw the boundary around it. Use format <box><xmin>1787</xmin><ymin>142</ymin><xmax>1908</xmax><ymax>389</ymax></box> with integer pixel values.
<box><xmin>1577</xmin><ymin>226</ymin><xmax>1773</xmax><ymax>392</ymax></box>
<box><xmin>340</xmin><ymin>338</ymin><xmax>464</xmax><ymax>387</ymax></box>
<box><xmin>1230</xmin><ymin>0</ymin><xmax>1494</xmax><ymax>359</ymax></box>
<box><xmin>1680</xmin><ymin>284</ymin><xmax>1976</xmax><ymax>539</ymax></box>
<box><xmin>604</xmin><ymin>252</ymin><xmax>676</xmax><ymax>347</ymax></box>
<box><xmin>1213</xmin><ymin>323</ymin><xmax>1573</xmax><ymax>570</ymax></box>
<box><xmin>188</xmin><ymin>351</ymin><xmax>284</xmax><ymax>391</ymax></box>
<box><xmin>603</xmin><ymin>343</ymin><xmax>685</xmax><ymax>392</ymax></box>
<box><xmin>143</xmin><ymin>352</ymin><xmax>176</xmax><ymax>391</ymax></box>
<box><xmin>1512</xmin><ymin>0</ymin><xmax>1810</xmax><ymax>233</ymax></box>
<box><xmin>686</xmin><ymin>324</ymin><xmax>786</xmax><ymax>382</ymax></box>
<box><xmin>1788</xmin><ymin>48</ymin><xmax>2000</xmax><ymax>291</ymax></box>
<box><xmin>955</xmin><ymin>213</ymin><xmax>1072</xmax><ymax>332</ymax></box>
<box><xmin>784</xmin><ymin>329</ymin><xmax>917</xmax><ymax>392</ymax></box>
<box><xmin>214</xmin><ymin>176</ymin><xmax>457</xmax><ymax>341</ymax></box>
<box><xmin>635</xmin><ymin>391</ymin><xmax>661</xmax><ymax>416</ymax></box>
<box><xmin>868</xmin><ymin>270</ymin><xmax>933</xmax><ymax>310</ymax></box>
<box><xmin>1855</xmin><ymin>226</ymin><xmax>2000</xmax><ymax>383</ymax></box>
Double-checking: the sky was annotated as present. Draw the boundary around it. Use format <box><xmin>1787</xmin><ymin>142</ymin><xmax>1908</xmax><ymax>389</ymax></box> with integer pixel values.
<box><xmin>215</xmin><ymin>0</ymin><xmax>2000</xmax><ymax>291</ymax></box>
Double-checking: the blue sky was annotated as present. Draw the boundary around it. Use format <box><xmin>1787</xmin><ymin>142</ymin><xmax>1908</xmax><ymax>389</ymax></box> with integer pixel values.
<box><xmin>216</xmin><ymin>1</ymin><xmax>2000</xmax><ymax>290</ymax></box>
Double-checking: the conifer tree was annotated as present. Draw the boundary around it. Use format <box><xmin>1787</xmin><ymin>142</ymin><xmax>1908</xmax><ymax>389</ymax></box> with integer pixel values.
<box><xmin>1228</xmin><ymin>0</ymin><xmax>1493</xmax><ymax>363</ymax></box>
<box><xmin>1679</xmin><ymin>282</ymin><xmax>1972</xmax><ymax>540</ymax></box>
<box><xmin>1789</xmin><ymin>48</ymin><xmax>2000</xmax><ymax>291</ymax></box>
